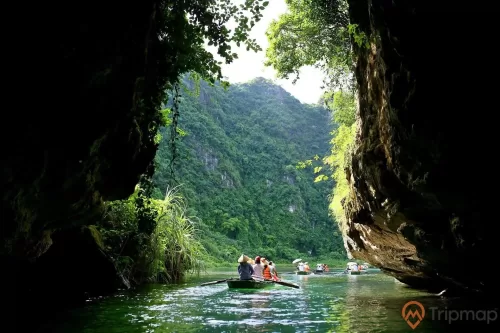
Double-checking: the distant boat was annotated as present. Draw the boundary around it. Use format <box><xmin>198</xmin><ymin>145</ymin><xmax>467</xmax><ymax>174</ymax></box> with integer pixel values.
<box><xmin>344</xmin><ymin>262</ymin><xmax>368</xmax><ymax>275</ymax></box>
<box><xmin>315</xmin><ymin>263</ymin><xmax>329</xmax><ymax>273</ymax></box>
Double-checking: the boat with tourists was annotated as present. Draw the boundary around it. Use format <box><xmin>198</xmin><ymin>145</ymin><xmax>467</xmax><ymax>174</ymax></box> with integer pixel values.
<box><xmin>200</xmin><ymin>277</ymin><xmax>299</xmax><ymax>289</ymax></box>
<box><xmin>314</xmin><ymin>263</ymin><xmax>329</xmax><ymax>273</ymax></box>
<box><xmin>292</xmin><ymin>259</ymin><xmax>312</xmax><ymax>274</ymax></box>
<box><xmin>200</xmin><ymin>254</ymin><xmax>300</xmax><ymax>289</ymax></box>
<box><xmin>344</xmin><ymin>261</ymin><xmax>366</xmax><ymax>275</ymax></box>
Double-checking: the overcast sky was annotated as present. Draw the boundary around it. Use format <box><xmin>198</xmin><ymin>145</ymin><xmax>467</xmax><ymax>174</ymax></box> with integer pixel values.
<box><xmin>207</xmin><ymin>0</ymin><xmax>325</xmax><ymax>105</ymax></box>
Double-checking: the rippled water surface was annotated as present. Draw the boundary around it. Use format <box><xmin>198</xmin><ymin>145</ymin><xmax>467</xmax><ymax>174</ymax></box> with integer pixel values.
<box><xmin>46</xmin><ymin>268</ymin><xmax>499</xmax><ymax>332</ymax></box>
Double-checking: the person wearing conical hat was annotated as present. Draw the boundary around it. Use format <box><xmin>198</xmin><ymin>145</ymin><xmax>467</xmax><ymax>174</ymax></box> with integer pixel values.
<box><xmin>238</xmin><ymin>254</ymin><xmax>254</xmax><ymax>280</ymax></box>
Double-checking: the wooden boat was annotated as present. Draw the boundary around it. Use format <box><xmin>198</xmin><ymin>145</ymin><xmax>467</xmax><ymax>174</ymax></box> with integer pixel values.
<box><xmin>296</xmin><ymin>271</ymin><xmax>311</xmax><ymax>275</ymax></box>
<box><xmin>349</xmin><ymin>270</ymin><xmax>361</xmax><ymax>275</ymax></box>
<box><xmin>226</xmin><ymin>278</ymin><xmax>274</xmax><ymax>289</ymax></box>
<box><xmin>200</xmin><ymin>278</ymin><xmax>300</xmax><ymax>289</ymax></box>
<box><xmin>314</xmin><ymin>270</ymin><xmax>324</xmax><ymax>274</ymax></box>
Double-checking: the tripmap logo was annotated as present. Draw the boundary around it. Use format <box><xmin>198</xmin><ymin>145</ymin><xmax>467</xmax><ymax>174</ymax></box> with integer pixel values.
<box><xmin>402</xmin><ymin>301</ymin><xmax>425</xmax><ymax>329</ymax></box>
<box><xmin>402</xmin><ymin>300</ymin><xmax>498</xmax><ymax>329</ymax></box>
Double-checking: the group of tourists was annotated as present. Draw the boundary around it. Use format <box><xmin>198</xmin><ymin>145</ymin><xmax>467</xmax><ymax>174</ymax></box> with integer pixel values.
<box><xmin>345</xmin><ymin>262</ymin><xmax>366</xmax><ymax>272</ymax></box>
<box><xmin>237</xmin><ymin>254</ymin><xmax>280</xmax><ymax>281</ymax></box>
<box><xmin>296</xmin><ymin>262</ymin><xmax>329</xmax><ymax>272</ymax></box>
<box><xmin>297</xmin><ymin>261</ymin><xmax>310</xmax><ymax>272</ymax></box>
<box><xmin>316</xmin><ymin>263</ymin><xmax>329</xmax><ymax>272</ymax></box>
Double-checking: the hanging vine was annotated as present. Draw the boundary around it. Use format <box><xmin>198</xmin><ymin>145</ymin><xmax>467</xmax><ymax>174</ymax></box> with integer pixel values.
<box><xmin>168</xmin><ymin>82</ymin><xmax>181</xmax><ymax>185</ymax></box>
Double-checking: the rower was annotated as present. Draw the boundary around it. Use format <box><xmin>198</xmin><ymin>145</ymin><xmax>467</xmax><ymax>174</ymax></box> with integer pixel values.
<box><xmin>237</xmin><ymin>254</ymin><xmax>254</xmax><ymax>280</ymax></box>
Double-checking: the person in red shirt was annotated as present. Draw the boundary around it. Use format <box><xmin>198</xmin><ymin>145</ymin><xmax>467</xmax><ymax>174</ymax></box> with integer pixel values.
<box><xmin>261</xmin><ymin>258</ymin><xmax>272</xmax><ymax>280</ymax></box>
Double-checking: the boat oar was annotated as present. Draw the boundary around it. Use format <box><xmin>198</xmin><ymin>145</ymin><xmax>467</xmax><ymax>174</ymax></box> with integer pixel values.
<box><xmin>273</xmin><ymin>280</ymin><xmax>300</xmax><ymax>289</ymax></box>
<box><xmin>252</xmin><ymin>275</ymin><xmax>300</xmax><ymax>289</ymax></box>
<box><xmin>200</xmin><ymin>278</ymin><xmax>232</xmax><ymax>286</ymax></box>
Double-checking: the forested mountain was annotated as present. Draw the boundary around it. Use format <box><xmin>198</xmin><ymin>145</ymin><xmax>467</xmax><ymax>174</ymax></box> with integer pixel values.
<box><xmin>152</xmin><ymin>77</ymin><xmax>346</xmax><ymax>264</ymax></box>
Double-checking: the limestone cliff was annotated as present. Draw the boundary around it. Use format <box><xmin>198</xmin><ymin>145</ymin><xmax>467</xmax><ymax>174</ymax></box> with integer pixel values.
<box><xmin>343</xmin><ymin>0</ymin><xmax>491</xmax><ymax>293</ymax></box>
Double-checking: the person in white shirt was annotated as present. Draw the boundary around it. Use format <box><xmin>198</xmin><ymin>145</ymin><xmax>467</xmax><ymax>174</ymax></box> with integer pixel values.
<box><xmin>298</xmin><ymin>262</ymin><xmax>305</xmax><ymax>271</ymax></box>
<box><xmin>268</xmin><ymin>261</ymin><xmax>279</xmax><ymax>280</ymax></box>
<box><xmin>252</xmin><ymin>256</ymin><xmax>264</xmax><ymax>278</ymax></box>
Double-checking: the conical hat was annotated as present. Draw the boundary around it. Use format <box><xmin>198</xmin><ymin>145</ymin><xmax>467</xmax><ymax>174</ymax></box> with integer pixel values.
<box><xmin>238</xmin><ymin>254</ymin><xmax>250</xmax><ymax>263</ymax></box>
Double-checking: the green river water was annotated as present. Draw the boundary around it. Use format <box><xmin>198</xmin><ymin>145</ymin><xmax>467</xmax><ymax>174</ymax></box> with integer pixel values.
<box><xmin>42</xmin><ymin>268</ymin><xmax>498</xmax><ymax>333</ymax></box>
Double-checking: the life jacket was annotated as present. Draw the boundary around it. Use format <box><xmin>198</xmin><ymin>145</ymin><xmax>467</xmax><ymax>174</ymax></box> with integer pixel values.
<box><xmin>263</xmin><ymin>266</ymin><xmax>272</xmax><ymax>279</ymax></box>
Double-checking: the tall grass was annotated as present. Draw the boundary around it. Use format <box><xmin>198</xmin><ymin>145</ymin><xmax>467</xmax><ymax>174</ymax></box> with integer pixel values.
<box><xmin>150</xmin><ymin>186</ymin><xmax>206</xmax><ymax>282</ymax></box>
<box><xmin>100</xmin><ymin>185</ymin><xmax>206</xmax><ymax>285</ymax></box>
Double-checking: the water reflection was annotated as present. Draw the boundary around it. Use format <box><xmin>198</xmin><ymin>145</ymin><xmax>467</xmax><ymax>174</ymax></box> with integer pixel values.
<box><xmin>249</xmin><ymin>291</ymin><xmax>271</xmax><ymax>310</ymax></box>
<box><xmin>42</xmin><ymin>269</ymin><xmax>500</xmax><ymax>333</ymax></box>
<box><xmin>337</xmin><ymin>273</ymin><xmax>396</xmax><ymax>332</ymax></box>
<box><xmin>234</xmin><ymin>291</ymin><xmax>272</xmax><ymax>332</ymax></box>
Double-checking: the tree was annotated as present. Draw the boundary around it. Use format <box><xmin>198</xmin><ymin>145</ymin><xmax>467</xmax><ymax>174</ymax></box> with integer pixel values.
<box><xmin>326</xmin><ymin>91</ymin><xmax>356</xmax><ymax>127</ymax></box>
<box><xmin>157</xmin><ymin>0</ymin><xmax>270</xmax><ymax>85</ymax></box>
<box><xmin>264</xmin><ymin>0</ymin><xmax>353</xmax><ymax>90</ymax></box>
<box><xmin>156</xmin><ymin>0</ymin><xmax>272</xmax><ymax>171</ymax></box>
<box><xmin>323</xmin><ymin>91</ymin><xmax>356</xmax><ymax>231</ymax></box>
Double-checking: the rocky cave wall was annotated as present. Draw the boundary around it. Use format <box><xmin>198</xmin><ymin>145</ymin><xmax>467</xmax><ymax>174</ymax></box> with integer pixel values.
<box><xmin>3</xmin><ymin>1</ymin><xmax>167</xmax><ymax>327</ymax></box>
<box><xmin>343</xmin><ymin>0</ymin><xmax>491</xmax><ymax>294</ymax></box>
